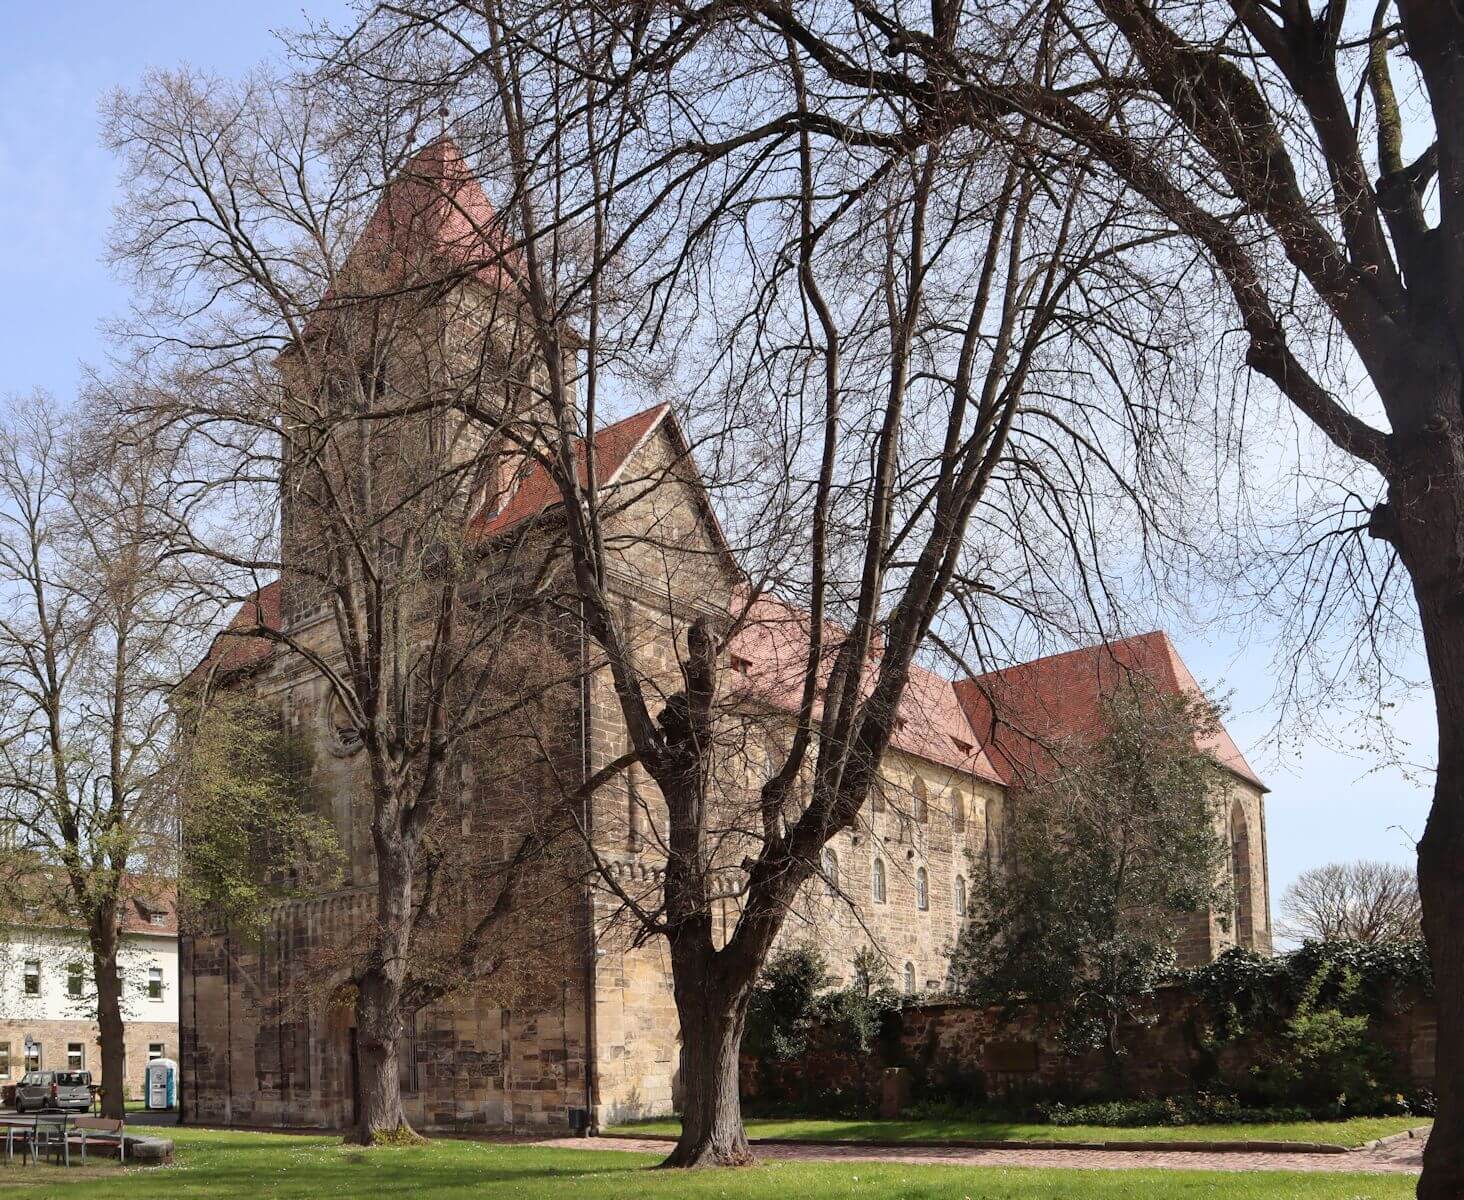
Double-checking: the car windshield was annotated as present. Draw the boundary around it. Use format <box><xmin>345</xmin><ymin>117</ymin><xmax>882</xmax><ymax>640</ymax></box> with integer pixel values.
<box><xmin>55</xmin><ymin>1072</ymin><xmax>89</xmax><ymax>1086</ymax></box>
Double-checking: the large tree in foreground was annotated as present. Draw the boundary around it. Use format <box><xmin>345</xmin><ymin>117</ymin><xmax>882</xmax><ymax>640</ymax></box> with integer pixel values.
<box><xmin>571</xmin><ymin>0</ymin><xmax>1464</xmax><ymax>1191</ymax></box>
<box><xmin>315</xmin><ymin>0</ymin><xmax>1198</xmax><ymax>1166</ymax></box>
<box><xmin>104</xmin><ymin>75</ymin><xmax>583</xmax><ymax>1143</ymax></box>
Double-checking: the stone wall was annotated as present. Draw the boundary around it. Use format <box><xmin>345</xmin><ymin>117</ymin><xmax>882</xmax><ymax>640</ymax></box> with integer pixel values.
<box><xmin>180</xmin><ymin>890</ymin><xmax>592</xmax><ymax>1132</ymax></box>
<box><xmin>743</xmin><ymin>985</ymin><xmax>1436</xmax><ymax>1109</ymax></box>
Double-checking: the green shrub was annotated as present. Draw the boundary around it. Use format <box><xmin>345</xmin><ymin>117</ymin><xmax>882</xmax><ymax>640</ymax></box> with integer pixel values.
<box><xmin>745</xmin><ymin>946</ymin><xmax>831</xmax><ymax>1061</ymax></box>
<box><xmin>1037</xmin><ymin>1094</ymin><xmax>1309</xmax><ymax>1128</ymax></box>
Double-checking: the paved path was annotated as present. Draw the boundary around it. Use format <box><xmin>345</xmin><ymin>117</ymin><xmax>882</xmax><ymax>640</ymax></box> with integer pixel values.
<box><xmin>538</xmin><ymin>1132</ymin><xmax>1427</xmax><ymax>1175</ymax></box>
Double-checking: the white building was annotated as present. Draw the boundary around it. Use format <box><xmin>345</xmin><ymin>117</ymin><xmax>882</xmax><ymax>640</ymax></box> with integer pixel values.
<box><xmin>0</xmin><ymin>894</ymin><xmax>177</xmax><ymax>1093</ymax></box>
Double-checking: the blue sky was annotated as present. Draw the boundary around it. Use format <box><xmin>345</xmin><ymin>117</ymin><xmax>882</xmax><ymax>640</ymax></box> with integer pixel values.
<box><xmin>0</xmin><ymin>3</ymin><xmax>1435</xmax><ymax>929</ymax></box>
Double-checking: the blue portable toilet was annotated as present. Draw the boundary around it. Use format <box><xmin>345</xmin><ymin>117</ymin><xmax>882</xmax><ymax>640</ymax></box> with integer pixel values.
<box><xmin>143</xmin><ymin>1059</ymin><xmax>176</xmax><ymax>1110</ymax></box>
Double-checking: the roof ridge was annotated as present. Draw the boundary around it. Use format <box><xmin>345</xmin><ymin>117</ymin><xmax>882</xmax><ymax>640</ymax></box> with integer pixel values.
<box><xmin>963</xmin><ymin>629</ymin><xmax>1170</xmax><ymax>684</ymax></box>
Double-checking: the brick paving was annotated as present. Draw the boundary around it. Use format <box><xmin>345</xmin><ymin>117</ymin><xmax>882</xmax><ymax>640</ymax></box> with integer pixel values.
<box><xmin>538</xmin><ymin>1131</ymin><xmax>1427</xmax><ymax>1175</ymax></box>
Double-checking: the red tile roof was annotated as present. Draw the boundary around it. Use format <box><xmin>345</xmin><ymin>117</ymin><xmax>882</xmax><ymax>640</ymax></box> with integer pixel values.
<box><xmin>194</xmin><ymin>407</ymin><xmax>671</xmax><ymax>680</ymax></box>
<box><xmin>189</xmin><ymin>580</ymin><xmax>282</xmax><ymax>683</ymax></box>
<box><xmin>952</xmin><ymin>631</ymin><xmax>1265</xmax><ymax>791</ymax></box>
<box><xmin>727</xmin><ymin>589</ymin><xmax>1004</xmax><ymax>782</ymax></box>
<box><xmin>306</xmin><ymin>136</ymin><xmax>520</xmax><ymax>335</ymax></box>
<box><xmin>467</xmin><ymin>404</ymin><xmax>669</xmax><ymax>540</ymax></box>
<box><xmin>121</xmin><ymin>891</ymin><xmax>178</xmax><ymax>937</ymax></box>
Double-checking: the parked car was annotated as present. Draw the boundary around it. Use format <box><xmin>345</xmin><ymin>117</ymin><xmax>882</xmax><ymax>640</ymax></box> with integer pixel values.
<box><xmin>14</xmin><ymin>1070</ymin><xmax>93</xmax><ymax>1113</ymax></box>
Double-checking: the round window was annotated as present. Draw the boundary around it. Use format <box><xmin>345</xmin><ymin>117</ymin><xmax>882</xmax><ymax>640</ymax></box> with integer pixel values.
<box><xmin>320</xmin><ymin>690</ymin><xmax>363</xmax><ymax>757</ymax></box>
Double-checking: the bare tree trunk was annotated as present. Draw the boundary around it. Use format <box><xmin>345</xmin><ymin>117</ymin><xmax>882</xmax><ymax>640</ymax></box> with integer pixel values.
<box><xmin>351</xmin><ymin>835</ymin><xmax>416</xmax><ymax>1145</ymax></box>
<box><xmin>1387</xmin><ymin>419</ymin><xmax>1464</xmax><ymax>1200</ymax></box>
<box><xmin>91</xmin><ymin>920</ymin><xmax>126</xmax><ymax>1120</ymax></box>
<box><xmin>664</xmin><ymin>968</ymin><xmax>753</xmax><ymax>1168</ymax></box>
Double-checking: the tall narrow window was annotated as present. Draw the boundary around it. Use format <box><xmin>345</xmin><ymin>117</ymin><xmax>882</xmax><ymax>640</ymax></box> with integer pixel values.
<box><xmin>67</xmin><ymin>963</ymin><xmax>84</xmax><ymax>998</ymax></box>
<box><xmin>903</xmin><ymin>962</ymin><xmax>916</xmax><ymax>995</ymax></box>
<box><xmin>822</xmin><ymin>848</ymin><xmax>839</xmax><ymax>897</ymax></box>
<box><xmin>955</xmin><ymin>875</ymin><xmax>967</xmax><ymax>917</ymax></box>
<box><xmin>147</xmin><ymin>966</ymin><xmax>164</xmax><ymax>1001</ymax></box>
<box><xmin>915</xmin><ymin>867</ymin><xmax>929</xmax><ymax>911</ymax></box>
<box><xmin>66</xmin><ymin>1043</ymin><xmax>84</xmax><ymax>1070</ymax></box>
<box><xmin>0</xmin><ymin>1043</ymin><xmax>10</xmax><ymax>1078</ymax></box>
<box><xmin>872</xmin><ymin>858</ymin><xmax>887</xmax><ymax>904</ymax></box>
<box><xmin>22</xmin><ymin>961</ymin><xmax>39</xmax><ymax>996</ymax></box>
<box><xmin>912</xmin><ymin>777</ymin><xmax>929</xmax><ymax>822</ymax></box>
<box><xmin>24</xmin><ymin>1044</ymin><xmax>40</xmax><ymax>1072</ymax></box>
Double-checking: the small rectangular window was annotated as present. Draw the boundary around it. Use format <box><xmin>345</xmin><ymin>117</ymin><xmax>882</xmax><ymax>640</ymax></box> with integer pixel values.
<box><xmin>147</xmin><ymin>1043</ymin><xmax>164</xmax><ymax>1062</ymax></box>
<box><xmin>66</xmin><ymin>1043</ymin><xmax>83</xmax><ymax>1070</ymax></box>
<box><xmin>22</xmin><ymin>961</ymin><xmax>39</xmax><ymax>996</ymax></box>
<box><xmin>147</xmin><ymin>967</ymin><xmax>163</xmax><ymax>1000</ymax></box>
<box><xmin>67</xmin><ymin>963</ymin><xmax>84</xmax><ymax>998</ymax></box>
<box><xmin>0</xmin><ymin>1043</ymin><xmax>11</xmax><ymax>1078</ymax></box>
<box><xmin>24</xmin><ymin>1044</ymin><xmax>40</xmax><ymax>1072</ymax></box>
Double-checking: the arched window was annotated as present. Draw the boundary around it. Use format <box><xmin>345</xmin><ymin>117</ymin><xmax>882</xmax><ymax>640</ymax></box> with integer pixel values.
<box><xmin>912</xmin><ymin>776</ymin><xmax>929</xmax><ymax>822</ymax></box>
<box><xmin>915</xmin><ymin>867</ymin><xmax>929</xmax><ymax>910</ymax></box>
<box><xmin>822</xmin><ymin>848</ymin><xmax>839</xmax><ymax>897</ymax></box>
<box><xmin>872</xmin><ymin>857</ymin><xmax>887</xmax><ymax>904</ymax></box>
<box><xmin>1230</xmin><ymin>801</ymin><xmax>1253</xmax><ymax>948</ymax></box>
<box><xmin>954</xmin><ymin>875</ymin><xmax>967</xmax><ymax>916</ymax></box>
<box><xmin>985</xmin><ymin>796</ymin><xmax>1002</xmax><ymax>873</ymax></box>
<box><xmin>902</xmin><ymin>962</ymin><xmax>916</xmax><ymax>995</ymax></box>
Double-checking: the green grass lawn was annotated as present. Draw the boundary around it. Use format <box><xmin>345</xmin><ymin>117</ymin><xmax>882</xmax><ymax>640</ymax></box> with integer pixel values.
<box><xmin>605</xmin><ymin>1114</ymin><xmax>1427</xmax><ymax>1148</ymax></box>
<box><xmin>0</xmin><ymin>1126</ymin><xmax>1415</xmax><ymax>1200</ymax></box>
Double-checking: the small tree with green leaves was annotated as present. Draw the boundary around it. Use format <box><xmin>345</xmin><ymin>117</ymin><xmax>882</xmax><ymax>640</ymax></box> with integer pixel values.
<box><xmin>952</xmin><ymin>689</ymin><xmax>1231</xmax><ymax>1066</ymax></box>
<box><xmin>177</xmin><ymin>694</ymin><xmax>342</xmax><ymax>937</ymax></box>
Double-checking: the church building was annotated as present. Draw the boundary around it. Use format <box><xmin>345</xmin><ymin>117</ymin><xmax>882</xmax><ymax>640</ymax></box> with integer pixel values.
<box><xmin>179</xmin><ymin>140</ymin><xmax>1272</xmax><ymax>1135</ymax></box>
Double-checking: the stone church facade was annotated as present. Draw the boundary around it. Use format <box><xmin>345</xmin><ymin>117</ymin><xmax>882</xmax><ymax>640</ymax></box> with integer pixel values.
<box><xmin>178</xmin><ymin>140</ymin><xmax>1272</xmax><ymax>1135</ymax></box>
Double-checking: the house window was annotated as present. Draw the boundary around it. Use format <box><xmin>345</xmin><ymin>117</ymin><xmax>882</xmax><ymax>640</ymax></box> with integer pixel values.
<box><xmin>872</xmin><ymin>858</ymin><xmax>887</xmax><ymax>904</ymax></box>
<box><xmin>0</xmin><ymin>1043</ymin><xmax>10</xmax><ymax>1078</ymax></box>
<box><xmin>66</xmin><ymin>1043</ymin><xmax>84</xmax><ymax>1070</ymax></box>
<box><xmin>902</xmin><ymin>962</ymin><xmax>916</xmax><ymax>995</ymax></box>
<box><xmin>915</xmin><ymin>867</ymin><xmax>929</xmax><ymax>911</ymax></box>
<box><xmin>822</xmin><ymin>848</ymin><xmax>839</xmax><ymax>897</ymax></box>
<box><xmin>22</xmin><ymin>961</ymin><xmax>39</xmax><ymax>996</ymax></box>
<box><xmin>149</xmin><ymin>912</ymin><xmax>166</xmax><ymax>928</ymax></box>
<box><xmin>67</xmin><ymin>963</ymin><xmax>84</xmax><ymax>998</ymax></box>
<box><xmin>148</xmin><ymin>1044</ymin><xmax>165</xmax><ymax>1062</ymax></box>
<box><xmin>147</xmin><ymin>966</ymin><xmax>164</xmax><ymax>1001</ymax></box>
<box><xmin>955</xmin><ymin>875</ymin><xmax>967</xmax><ymax>917</ymax></box>
<box><xmin>24</xmin><ymin>1044</ymin><xmax>40</xmax><ymax>1072</ymax></box>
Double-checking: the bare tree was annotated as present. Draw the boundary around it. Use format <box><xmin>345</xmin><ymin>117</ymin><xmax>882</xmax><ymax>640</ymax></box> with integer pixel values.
<box><xmin>104</xmin><ymin>73</ymin><xmax>586</xmax><ymax>1144</ymax></box>
<box><xmin>1280</xmin><ymin>860</ymin><xmax>1422</xmax><ymax>946</ymax></box>
<box><xmin>312</xmin><ymin>0</ymin><xmax>1203</xmax><ymax>1166</ymax></box>
<box><xmin>0</xmin><ymin>396</ymin><xmax>205</xmax><ymax>1116</ymax></box>
<box><xmin>458</xmin><ymin>0</ymin><xmax>1464</xmax><ymax>1189</ymax></box>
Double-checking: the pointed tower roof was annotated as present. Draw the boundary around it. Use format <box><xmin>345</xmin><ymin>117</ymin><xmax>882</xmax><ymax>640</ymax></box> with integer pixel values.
<box><xmin>306</xmin><ymin>137</ymin><xmax>521</xmax><ymax>335</ymax></box>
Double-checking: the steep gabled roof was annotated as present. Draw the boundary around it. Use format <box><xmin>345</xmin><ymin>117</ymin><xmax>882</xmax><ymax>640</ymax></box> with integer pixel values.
<box><xmin>727</xmin><ymin>589</ymin><xmax>1004</xmax><ymax>782</ymax></box>
<box><xmin>306</xmin><ymin>136</ymin><xmax>520</xmax><ymax>335</ymax></box>
<box><xmin>952</xmin><ymin>631</ymin><xmax>1265</xmax><ymax>791</ymax></box>
<box><xmin>467</xmin><ymin>404</ymin><xmax>670</xmax><ymax>540</ymax></box>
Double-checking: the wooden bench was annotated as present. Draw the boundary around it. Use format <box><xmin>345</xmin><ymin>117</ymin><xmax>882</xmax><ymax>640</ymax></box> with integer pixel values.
<box><xmin>67</xmin><ymin>1117</ymin><xmax>126</xmax><ymax>1165</ymax></box>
